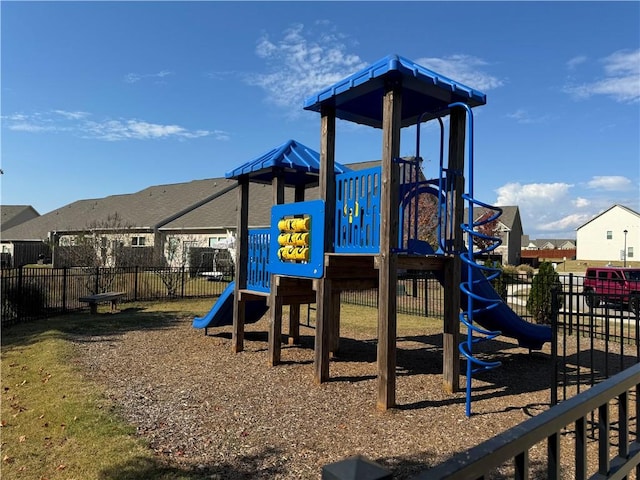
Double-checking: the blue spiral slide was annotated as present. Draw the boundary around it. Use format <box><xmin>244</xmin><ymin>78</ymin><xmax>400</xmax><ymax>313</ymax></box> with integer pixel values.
<box><xmin>192</xmin><ymin>281</ymin><xmax>268</xmax><ymax>329</ymax></box>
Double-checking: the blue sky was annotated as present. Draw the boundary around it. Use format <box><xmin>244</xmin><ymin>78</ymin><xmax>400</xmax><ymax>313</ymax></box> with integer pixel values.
<box><xmin>2</xmin><ymin>1</ymin><xmax>639</xmax><ymax>240</ymax></box>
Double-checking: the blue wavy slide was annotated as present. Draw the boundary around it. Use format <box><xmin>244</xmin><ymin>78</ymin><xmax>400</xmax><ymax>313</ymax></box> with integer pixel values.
<box><xmin>193</xmin><ymin>281</ymin><xmax>268</xmax><ymax>329</ymax></box>
<box><xmin>461</xmin><ymin>264</ymin><xmax>552</xmax><ymax>350</ymax></box>
<box><xmin>410</xmin><ymin>240</ymin><xmax>551</xmax><ymax>350</ymax></box>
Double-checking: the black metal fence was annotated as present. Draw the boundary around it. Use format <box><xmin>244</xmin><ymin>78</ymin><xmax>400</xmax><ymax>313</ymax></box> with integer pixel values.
<box><xmin>1</xmin><ymin>265</ymin><xmax>234</xmax><ymax>327</ymax></box>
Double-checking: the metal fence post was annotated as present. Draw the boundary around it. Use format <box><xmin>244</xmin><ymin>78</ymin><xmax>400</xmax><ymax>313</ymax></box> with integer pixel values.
<box><xmin>134</xmin><ymin>266</ymin><xmax>139</xmax><ymax>301</ymax></box>
<box><xmin>551</xmin><ymin>285</ymin><xmax>559</xmax><ymax>406</ymax></box>
<box><xmin>62</xmin><ymin>267</ymin><xmax>68</xmax><ymax>313</ymax></box>
<box><xmin>17</xmin><ymin>265</ymin><xmax>24</xmax><ymax>322</ymax></box>
<box><xmin>423</xmin><ymin>277</ymin><xmax>429</xmax><ymax>317</ymax></box>
<box><xmin>181</xmin><ymin>266</ymin><xmax>185</xmax><ymax>298</ymax></box>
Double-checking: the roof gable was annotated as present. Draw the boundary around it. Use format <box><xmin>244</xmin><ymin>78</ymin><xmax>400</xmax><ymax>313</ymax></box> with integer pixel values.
<box><xmin>1</xmin><ymin>205</ymin><xmax>40</xmax><ymax>231</ymax></box>
<box><xmin>577</xmin><ymin>204</ymin><xmax>640</xmax><ymax>230</ymax></box>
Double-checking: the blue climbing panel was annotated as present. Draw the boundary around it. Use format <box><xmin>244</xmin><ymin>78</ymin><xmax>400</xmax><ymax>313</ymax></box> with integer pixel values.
<box><xmin>247</xmin><ymin>229</ymin><xmax>270</xmax><ymax>293</ymax></box>
<box><xmin>334</xmin><ymin>167</ymin><xmax>381</xmax><ymax>253</ymax></box>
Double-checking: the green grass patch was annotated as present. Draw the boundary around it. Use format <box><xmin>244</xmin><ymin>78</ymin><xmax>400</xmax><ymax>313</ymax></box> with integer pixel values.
<box><xmin>0</xmin><ymin>299</ymin><xmax>225</xmax><ymax>479</ymax></box>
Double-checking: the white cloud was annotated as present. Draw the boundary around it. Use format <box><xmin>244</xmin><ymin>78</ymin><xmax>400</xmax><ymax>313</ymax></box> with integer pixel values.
<box><xmin>567</xmin><ymin>55</ymin><xmax>587</xmax><ymax>70</ymax></box>
<box><xmin>495</xmin><ymin>181</ymin><xmax>578</xmax><ymax>237</ymax></box>
<box><xmin>586</xmin><ymin>175</ymin><xmax>633</xmax><ymax>191</ymax></box>
<box><xmin>8</xmin><ymin>123</ymin><xmax>58</xmax><ymax>133</ymax></box>
<box><xmin>52</xmin><ymin>110</ymin><xmax>90</xmax><ymax>120</ymax></box>
<box><xmin>124</xmin><ymin>70</ymin><xmax>173</xmax><ymax>84</ymax></box>
<box><xmin>495</xmin><ymin>182</ymin><xmax>572</xmax><ymax>206</ymax></box>
<box><xmin>415</xmin><ymin>54</ymin><xmax>504</xmax><ymax>92</ymax></box>
<box><xmin>538</xmin><ymin>213</ymin><xmax>592</xmax><ymax>232</ymax></box>
<box><xmin>572</xmin><ymin>197</ymin><xmax>590</xmax><ymax>208</ymax></box>
<box><xmin>246</xmin><ymin>23</ymin><xmax>367</xmax><ymax>113</ymax></box>
<box><xmin>2</xmin><ymin>110</ymin><xmax>222</xmax><ymax>142</ymax></box>
<box><xmin>505</xmin><ymin>108</ymin><xmax>550</xmax><ymax>125</ymax></box>
<box><xmin>564</xmin><ymin>49</ymin><xmax>640</xmax><ymax>103</ymax></box>
<box><xmin>84</xmin><ymin>119</ymin><xmax>215</xmax><ymax>141</ymax></box>
<box><xmin>494</xmin><ymin>179</ymin><xmax>638</xmax><ymax>238</ymax></box>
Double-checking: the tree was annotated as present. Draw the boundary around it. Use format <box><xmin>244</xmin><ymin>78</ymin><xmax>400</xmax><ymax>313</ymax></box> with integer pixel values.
<box><xmin>54</xmin><ymin>213</ymin><xmax>139</xmax><ymax>293</ymax></box>
<box><xmin>404</xmin><ymin>191</ymin><xmax>440</xmax><ymax>251</ymax></box>
<box><xmin>527</xmin><ymin>262</ymin><xmax>563</xmax><ymax>324</ymax></box>
<box><xmin>472</xmin><ymin>209</ymin><xmax>502</xmax><ymax>253</ymax></box>
<box><xmin>153</xmin><ymin>233</ymin><xmax>202</xmax><ymax>297</ymax></box>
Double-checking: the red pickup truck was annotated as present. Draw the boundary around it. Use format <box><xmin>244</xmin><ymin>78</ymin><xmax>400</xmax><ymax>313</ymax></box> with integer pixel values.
<box><xmin>583</xmin><ymin>266</ymin><xmax>640</xmax><ymax>316</ymax></box>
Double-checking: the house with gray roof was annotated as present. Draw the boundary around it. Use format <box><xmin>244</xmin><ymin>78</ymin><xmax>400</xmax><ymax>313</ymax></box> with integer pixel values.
<box><xmin>464</xmin><ymin>205</ymin><xmax>524</xmax><ymax>266</ymax></box>
<box><xmin>0</xmin><ymin>140</ymin><xmax>352</xmax><ymax>268</ymax></box>
<box><xmin>0</xmin><ymin>205</ymin><xmax>42</xmax><ymax>267</ymax></box>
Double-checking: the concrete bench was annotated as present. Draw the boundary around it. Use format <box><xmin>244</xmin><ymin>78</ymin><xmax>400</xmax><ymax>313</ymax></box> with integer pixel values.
<box><xmin>79</xmin><ymin>291</ymin><xmax>126</xmax><ymax>314</ymax></box>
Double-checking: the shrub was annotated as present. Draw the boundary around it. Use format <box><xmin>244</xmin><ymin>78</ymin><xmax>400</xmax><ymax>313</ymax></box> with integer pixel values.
<box><xmin>516</xmin><ymin>264</ymin><xmax>535</xmax><ymax>279</ymax></box>
<box><xmin>3</xmin><ymin>281</ymin><xmax>48</xmax><ymax>318</ymax></box>
<box><xmin>527</xmin><ymin>262</ymin><xmax>563</xmax><ymax>324</ymax></box>
<box><xmin>488</xmin><ymin>262</ymin><xmax>508</xmax><ymax>301</ymax></box>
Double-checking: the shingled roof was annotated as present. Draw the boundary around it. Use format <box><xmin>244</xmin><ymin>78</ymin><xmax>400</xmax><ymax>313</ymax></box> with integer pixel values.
<box><xmin>1</xmin><ymin>205</ymin><xmax>40</xmax><ymax>233</ymax></box>
<box><xmin>464</xmin><ymin>206</ymin><xmax>521</xmax><ymax>231</ymax></box>
<box><xmin>0</xmin><ymin>178</ymin><xmax>236</xmax><ymax>241</ymax></box>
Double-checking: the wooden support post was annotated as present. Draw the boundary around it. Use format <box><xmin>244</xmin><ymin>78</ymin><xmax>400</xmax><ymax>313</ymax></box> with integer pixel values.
<box><xmin>267</xmin><ymin>170</ymin><xmax>286</xmax><ymax>363</ymax></box>
<box><xmin>330</xmin><ymin>291</ymin><xmax>341</xmax><ymax>354</ymax></box>
<box><xmin>232</xmin><ymin>176</ymin><xmax>249</xmax><ymax>353</ymax></box>
<box><xmin>377</xmin><ymin>80</ymin><xmax>402</xmax><ymax>411</ymax></box>
<box><xmin>315</xmin><ymin>278</ymin><xmax>332</xmax><ymax>383</ymax></box>
<box><xmin>268</xmin><ymin>279</ymin><xmax>283</xmax><ymax>366</ymax></box>
<box><xmin>288</xmin><ymin>304</ymin><xmax>300</xmax><ymax>345</ymax></box>
<box><xmin>314</xmin><ymin>105</ymin><xmax>336</xmax><ymax>384</ymax></box>
<box><xmin>442</xmin><ymin>107</ymin><xmax>466</xmax><ymax>393</ymax></box>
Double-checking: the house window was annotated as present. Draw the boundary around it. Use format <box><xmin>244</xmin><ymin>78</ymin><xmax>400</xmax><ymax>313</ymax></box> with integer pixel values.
<box><xmin>629</xmin><ymin>247</ymin><xmax>634</xmax><ymax>258</ymax></box>
<box><xmin>131</xmin><ymin>236</ymin><xmax>146</xmax><ymax>247</ymax></box>
<box><xmin>209</xmin><ymin>237</ymin><xmax>225</xmax><ymax>247</ymax></box>
<box><xmin>606</xmin><ymin>231</ymin><xmax>613</xmax><ymax>240</ymax></box>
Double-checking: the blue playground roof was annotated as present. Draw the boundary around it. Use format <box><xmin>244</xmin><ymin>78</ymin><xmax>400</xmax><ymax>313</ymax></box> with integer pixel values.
<box><xmin>225</xmin><ymin>139</ymin><xmax>350</xmax><ymax>185</ymax></box>
<box><xmin>303</xmin><ymin>54</ymin><xmax>487</xmax><ymax>128</ymax></box>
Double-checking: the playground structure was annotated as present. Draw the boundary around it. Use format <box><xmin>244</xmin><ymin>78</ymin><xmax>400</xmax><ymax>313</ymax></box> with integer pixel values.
<box><xmin>194</xmin><ymin>54</ymin><xmax>552</xmax><ymax>415</ymax></box>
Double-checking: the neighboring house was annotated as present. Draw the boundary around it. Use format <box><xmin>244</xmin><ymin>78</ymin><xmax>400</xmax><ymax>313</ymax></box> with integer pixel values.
<box><xmin>519</xmin><ymin>237</ymin><xmax>577</xmax><ymax>268</ymax></box>
<box><xmin>523</xmin><ymin>238</ymin><xmax>576</xmax><ymax>250</ymax></box>
<box><xmin>0</xmin><ymin>205</ymin><xmax>43</xmax><ymax>267</ymax></box>
<box><xmin>576</xmin><ymin>204</ymin><xmax>639</xmax><ymax>262</ymax></box>
<box><xmin>464</xmin><ymin>205</ymin><xmax>524</xmax><ymax>266</ymax></box>
<box><xmin>0</xmin><ymin>176</ymin><xmax>273</xmax><ymax>268</ymax></box>
<box><xmin>0</xmin><ymin>140</ymin><xmax>354</xmax><ymax>269</ymax></box>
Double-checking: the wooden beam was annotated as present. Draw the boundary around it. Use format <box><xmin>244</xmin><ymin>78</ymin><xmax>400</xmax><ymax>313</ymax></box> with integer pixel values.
<box><xmin>330</xmin><ymin>278</ymin><xmax>378</xmax><ymax>291</ymax></box>
<box><xmin>314</xmin><ymin>105</ymin><xmax>336</xmax><ymax>384</ymax></box>
<box><xmin>330</xmin><ymin>292</ymin><xmax>341</xmax><ymax>354</ymax></box>
<box><xmin>232</xmin><ymin>176</ymin><xmax>249</xmax><ymax>353</ymax></box>
<box><xmin>443</xmin><ymin>107</ymin><xmax>466</xmax><ymax>393</ymax></box>
<box><xmin>288</xmin><ymin>304</ymin><xmax>300</xmax><ymax>345</ymax></box>
<box><xmin>268</xmin><ymin>276</ymin><xmax>283</xmax><ymax>366</ymax></box>
<box><xmin>385</xmin><ymin>255</ymin><xmax>448</xmax><ymax>271</ymax></box>
<box><xmin>377</xmin><ymin>80</ymin><xmax>402</xmax><ymax>411</ymax></box>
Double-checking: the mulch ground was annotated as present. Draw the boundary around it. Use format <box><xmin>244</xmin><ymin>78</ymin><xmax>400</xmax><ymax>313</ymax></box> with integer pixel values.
<box><xmin>72</xmin><ymin>304</ymin><xmax>627</xmax><ymax>479</ymax></box>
